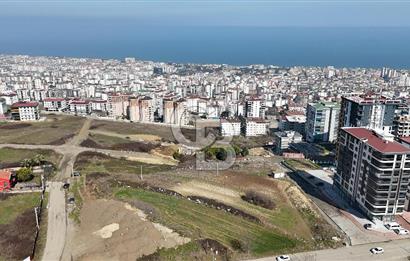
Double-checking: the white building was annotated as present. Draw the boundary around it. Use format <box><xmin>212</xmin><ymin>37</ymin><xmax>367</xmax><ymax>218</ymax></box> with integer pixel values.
<box><xmin>243</xmin><ymin>119</ymin><xmax>267</xmax><ymax>137</ymax></box>
<box><xmin>393</xmin><ymin>114</ymin><xmax>410</xmax><ymax>137</ymax></box>
<box><xmin>220</xmin><ymin>119</ymin><xmax>241</xmax><ymax>136</ymax></box>
<box><xmin>246</xmin><ymin>98</ymin><xmax>265</xmax><ymax>119</ymax></box>
<box><xmin>306</xmin><ymin>102</ymin><xmax>340</xmax><ymax>143</ymax></box>
<box><xmin>10</xmin><ymin>101</ymin><xmax>40</xmax><ymax>121</ymax></box>
<box><xmin>43</xmin><ymin>98</ymin><xmax>67</xmax><ymax>112</ymax></box>
<box><xmin>274</xmin><ymin>131</ymin><xmax>303</xmax><ymax>153</ymax></box>
<box><xmin>69</xmin><ymin>100</ymin><xmax>91</xmax><ymax>115</ymax></box>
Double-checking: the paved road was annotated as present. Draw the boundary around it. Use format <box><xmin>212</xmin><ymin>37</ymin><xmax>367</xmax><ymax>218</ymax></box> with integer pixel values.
<box><xmin>42</xmin><ymin>182</ymin><xmax>67</xmax><ymax>261</ymax></box>
<box><xmin>249</xmin><ymin>239</ymin><xmax>410</xmax><ymax>261</ymax></box>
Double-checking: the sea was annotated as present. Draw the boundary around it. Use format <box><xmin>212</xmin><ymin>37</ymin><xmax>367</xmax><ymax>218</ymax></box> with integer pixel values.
<box><xmin>1</xmin><ymin>16</ymin><xmax>410</xmax><ymax>69</ymax></box>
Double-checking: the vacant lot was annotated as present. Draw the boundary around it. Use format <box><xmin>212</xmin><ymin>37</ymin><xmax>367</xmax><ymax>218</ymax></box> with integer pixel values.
<box><xmin>70</xmin><ymin>199</ymin><xmax>190</xmax><ymax>261</ymax></box>
<box><xmin>74</xmin><ymin>151</ymin><xmax>174</xmax><ymax>177</ymax></box>
<box><xmin>284</xmin><ymin>159</ymin><xmax>320</xmax><ymax>170</ymax></box>
<box><xmin>0</xmin><ymin>115</ymin><xmax>85</xmax><ymax>145</ymax></box>
<box><xmin>90</xmin><ymin>120</ymin><xmax>196</xmax><ymax>143</ymax></box>
<box><xmin>81</xmin><ymin>133</ymin><xmax>160</xmax><ymax>153</ymax></box>
<box><xmin>115</xmin><ymin>187</ymin><xmax>299</xmax><ymax>258</ymax></box>
<box><xmin>72</xmin><ymin>146</ymin><xmax>342</xmax><ymax>260</ymax></box>
<box><xmin>0</xmin><ymin>193</ymin><xmax>41</xmax><ymax>261</ymax></box>
<box><xmin>0</xmin><ymin>148</ymin><xmax>62</xmax><ymax>168</ymax></box>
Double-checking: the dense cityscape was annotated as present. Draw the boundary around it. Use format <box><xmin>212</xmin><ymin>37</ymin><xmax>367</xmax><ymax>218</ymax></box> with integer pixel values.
<box><xmin>1</xmin><ymin>54</ymin><xmax>410</xmax><ymax>261</ymax></box>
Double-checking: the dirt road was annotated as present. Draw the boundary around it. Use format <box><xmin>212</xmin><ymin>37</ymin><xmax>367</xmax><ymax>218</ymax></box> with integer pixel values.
<box><xmin>42</xmin><ymin>182</ymin><xmax>67</xmax><ymax>261</ymax></box>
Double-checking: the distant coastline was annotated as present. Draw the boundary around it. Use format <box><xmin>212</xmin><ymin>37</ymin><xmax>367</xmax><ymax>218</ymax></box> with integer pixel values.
<box><xmin>1</xmin><ymin>16</ymin><xmax>410</xmax><ymax>69</ymax></box>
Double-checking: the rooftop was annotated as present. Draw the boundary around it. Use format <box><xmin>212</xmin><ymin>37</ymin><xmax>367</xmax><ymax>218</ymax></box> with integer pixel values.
<box><xmin>399</xmin><ymin>136</ymin><xmax>410</xmax><ymax>145</ymax></box>
<box><xmin>11</xmin><ymin>101</ymin><xmax>39</xmax><ymax>108</ymax></box>
<box><xmin>0</xmin><ymin>169</ymin><xmax>12</xmax><ymax>180</ymax></box>
<box><xmin>343</xmin><ymin>127</ymin><xmax>410</xmax><ymax>154</ymax></box>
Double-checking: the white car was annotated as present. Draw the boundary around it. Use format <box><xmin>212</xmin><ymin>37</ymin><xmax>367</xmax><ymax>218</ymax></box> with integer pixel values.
<box><xmin>394</xmin><ymin>228</ymin><xmax>409</xmax><ymax>235</ymax></box>
<box><xmin>370</xmin><ymin>247</ymin><xmax>384</xmax><ymax>254</ymax></box>
<box><xmin>385</xmin><ymin>222</ymin><xmax>401</xmax><ymax>230</ymax></box>
<box><xmin>276</xmin><ymin>255</ymin><xmax>291</xmax><ymax>261</ymax></box>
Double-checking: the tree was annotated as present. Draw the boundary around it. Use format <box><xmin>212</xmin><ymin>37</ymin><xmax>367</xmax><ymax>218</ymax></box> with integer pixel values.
<box><xmin>21</xmin><ymin>159</ymin><xmax>32</xmax><ymax>168</ymax></box>
<box><xmin>216</xmin><ymin>148</ymin><xmax>227</xmax><ymax>161</ymax></box>
<box><xmin>233</xmin><ymin>145</ymin><xmax>242</xmax><ymax>156</ymax></box>
<box><xmin>241</xmin><ymin>147</ymin><xmax>249</xmax><ymax>157</ymax></box>
<box><xmin>34</xmin><ymin>154</ymin><xmax>46</xmax><ymax>165</ymax></box>
<box><xmin>16</xmin><ymin>167</ymin><xmax>34</xmax><ymax>182</ymax></box>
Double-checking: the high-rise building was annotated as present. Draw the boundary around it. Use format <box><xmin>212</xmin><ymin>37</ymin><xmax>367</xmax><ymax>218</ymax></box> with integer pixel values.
<box><xmin>108</xmin><ymin>93</ymin><xmax>130</xmax><ymax>118</ymax></box>
<box><xmin>306</xmin><ymin>102</ymin><xmax>340</xmax><ymax>142</ymax></box>
<box><xmin>339</xmin><ymin>95</ymin><xmax>402</xmax><ymax>133</ymax></box>
<box><xmin>393</xmin><ymin>114</ymin><xmax>410</xmax><ymax>137</ymax></box>
<box><xmin>335</xmin><ymin>127</ymin><xmax>410</xmax><ymax>221</ymax></box>
<box><xmin>162</xmin><ymin>98</ymin><xmax>189</xmax><ymax>126</ymax></box>
<box><xmin>246</xmin><ymin>97</ymin><xmax>265</xmax><ymax>119</ymax></box>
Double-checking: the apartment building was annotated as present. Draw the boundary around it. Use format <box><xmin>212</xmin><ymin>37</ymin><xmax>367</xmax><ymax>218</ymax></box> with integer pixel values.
<box><xmin>393</xmin><ymin>114</ymin><xmax>410</xmax><ymax>137</ymax></box>
<box><xmin>220</xmin><ymin>119</ymin><xmax>241</xmax><ymax>136</ymax></box>
<box><xmin>43</xmin><ymin>97</ymin><xmax>67</xmax><ymax>112</ymax></box>
<box><xmin>246</xmin><ymin>97</ymin><xmax>266</xmax><ymax>119</ymax></box>
<box><xmin>306</xmin><ymin>102</ymin><xmax>340</xmax><ymax>142</ymax></box>
<box><xmin>274</xmin><ymin>131</ymin><xmax>303</xmax><ymax>154</ymax></box>
<box><xmin>69</xmin><ymin>100</ymin><xmax>91</xmax><ymax>115</ymax></box>
<box><xmin>335</xmin><ymin>127</ymin><xmax>410</xmax><ymax>221</ymax></box>
<box><xmin>129</xmin><ymin>96</ymin><xmax>155</xmax><ymax>123</ymax></box>
<box><xmin>10</xmin><ymin>101</ymin><xmax>40</xmax><ymax>121</ymax></box>
<box><xmin>339</xmin><ymin>95</ymin><xmax>402</xmax><ymax>133</ymax></box>
<box><xmin>242</xmin><ymin>119</ymin><xmax>267</xmax><ymax>137</ymax></box>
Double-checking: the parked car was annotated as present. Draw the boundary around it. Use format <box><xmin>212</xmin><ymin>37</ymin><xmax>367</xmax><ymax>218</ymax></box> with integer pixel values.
<box><xmin>364</xmin><ymin>223</ymin><xmax>374</xmax><ymax>230</ymax></box>
<box><xmin>276</xmin><ymin>255</ymin><xmax>290</xmax><ymax>261</ymax></box>
<box><xmin>393</xmin><ymin>229</ymin><xmax>409</xmax><ymax>235</ymax></box>
<box><xmin>67</xmin><ymin>197</ymin><xmax>75</xmax><ymax>204</ymax></box>
<box><xmin>385</xmin><ymin>222</ymin><xmax>401</xmax><ymax>230</ymax></box>
<box><xmin>370</xmin><ymin>247</ymin><xmax>384</xmax><ymax>254</ymax></box>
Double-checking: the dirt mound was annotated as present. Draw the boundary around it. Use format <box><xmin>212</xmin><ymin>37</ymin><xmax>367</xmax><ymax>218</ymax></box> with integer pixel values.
<box><xmin>0</xmin><ymin>123</ymin><xmax>31</xmax><ymax>129</ymax></box>
<box><xmin>0</xmin><ymin>209</ymin><xmax>37</xmax><ymax>260</ymax></box>
<box><xmin>198</xmin><ymin>238</ymin><xmax>229</xmax><ymax>257</ymax></box>
<box><xmin>48</xmin><ymin>133</ymin><xmax>75</xmax><ymax>145</ymax></box>
<box><xmin>111</xmin><ymin>142</ymin><xmax>158</xmax><ymax>153</ymax></box>
<box><xmin>187</xmin><ymin>195</ymin><xmax>260</xmax><ymax>223</ymax></box>
<box><xmin>71</xmin><ymin>199</ymin><xmax>190</xmax><ymax>261</ymax></box>
<box><xmin>241</xmin><ymin>190</ymin><xmax>275</xmax><ymax>210</ymax></box>
<box><xmin>80</xmin><ymin>137</ymin><xmax>159</xmax><ymax>153</ymax></box>
<box><xmin>80</xmin><ymin>138</ymin><xmax>104</xmax><ymax>149</ymax></box>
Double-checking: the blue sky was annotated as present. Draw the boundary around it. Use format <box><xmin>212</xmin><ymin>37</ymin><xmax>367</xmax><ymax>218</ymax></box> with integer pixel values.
<box><xmin>1</xmin><ymin>0</ymin><xmax>410</xmax><ymax>27</ymax></box>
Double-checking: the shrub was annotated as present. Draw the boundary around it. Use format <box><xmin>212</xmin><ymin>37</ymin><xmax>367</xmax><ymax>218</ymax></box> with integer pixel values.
<box><xmin>242</xmin><ymin>190</ymin><xmax>275</xmax><ymax>210</ymax></box>
<box><xmin>16</xmin><ymin>167</ymin><xmax>34</xmax><ymax>182</ymax></box>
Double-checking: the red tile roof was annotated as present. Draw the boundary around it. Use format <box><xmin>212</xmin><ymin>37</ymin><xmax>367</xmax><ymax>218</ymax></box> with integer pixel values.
<box><xmin>399</xmin><ymin>136</ymin><xmax>410</xmax><ymax>145</ymax></box>
<box><xmin>44</xmin><ymin>98</ymin><xmax>65</xmax><ymax>102</ymax></box>
<box><xmin>0</xmin><ymin>169</ymin><xmax>12</xmax><ymax>180</ymax></box>
<box><xmin>343</xmin><ymin>128</ymin><xmax>410</xmax><ymax>153</ymax></box>
<box><xmin>11</xmin><ymin>101</ymin><xmax>39</xmax><ymax>108</ymax></box>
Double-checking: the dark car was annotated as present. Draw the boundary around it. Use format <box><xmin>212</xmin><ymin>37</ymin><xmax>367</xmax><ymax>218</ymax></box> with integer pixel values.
<box><xmin>62</xmin><ymin>183</ymin><xmax>70</xmax><ymax>189</ymax></box>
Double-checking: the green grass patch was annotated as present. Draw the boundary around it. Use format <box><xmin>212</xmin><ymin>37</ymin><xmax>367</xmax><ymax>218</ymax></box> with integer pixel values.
<box><xmin>68</xmin><ymin>177</ymin><xmax>84</xmax><ymax>224</ymax></box>
<box><xmin>115</xmin><ymin>187</ymin><xmax>298</xmax><ymax>256</ymax></box>
<box><xmin>89</xmin><ymin>133</ymin><xmax>131</xmax><ymax>147</ymax></box>
<box><xmin>0</xmin><ymin>148</ymin><xmax>62</xmax><ymax>166</ymax></box>
<box><xmin>75</xmin><ymin>153</ymin><xmax>171</xmax><ymax>176</ymax></box>
<box><xmin>0</xmin><ymin>193</ymin><xmax>41</xmax><ymax>225</ymax></box>
<box><xmin>284</xmin><ymin>159</ymin><xmax>320</xmax><ymax>170</ymax></box>
<box><xmin>140</xmin><ymin>241</ymin><xmax>202</xmax><ymax>261</ymax></box>
<box><xmin>0</xmin><ymin>115</ymin><xmax>85</xmax><ymax>145</ymax></box>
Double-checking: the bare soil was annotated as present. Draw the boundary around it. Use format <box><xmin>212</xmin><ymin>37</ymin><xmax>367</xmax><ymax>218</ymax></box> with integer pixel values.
<box><xmin>70</xmin><ymin>199</ymin><xmax>190</xmax><ymax>261</ymax></box>
<box><xmin>0</xmin><ymin>209</ymin><xmax>37</xmax><ymax>260</ymax></box>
